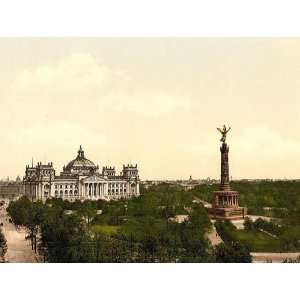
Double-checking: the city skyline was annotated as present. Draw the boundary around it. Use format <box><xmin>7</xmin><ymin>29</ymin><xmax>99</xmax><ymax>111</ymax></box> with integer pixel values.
<box><xmin>1</xmin><ymin>38</ymin><xmax>300</xmax><ymax>179</ymax></box>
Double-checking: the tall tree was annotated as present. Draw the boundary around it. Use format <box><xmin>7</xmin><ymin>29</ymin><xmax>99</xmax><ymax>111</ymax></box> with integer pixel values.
<box><xmin>0</xmin><ymin>228</ymin><xmax>7</xmax><ymax>261</ymax></box>
<box><xmin>215</xmin><ymin>241</ymin><xmax>252</xmax><ymax>263</ymax></box>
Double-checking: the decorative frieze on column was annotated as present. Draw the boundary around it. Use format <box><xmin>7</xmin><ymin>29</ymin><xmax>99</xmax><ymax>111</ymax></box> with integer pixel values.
<box><xmin>220</xmin><ymin>142</ymin><xmax>230</xmax><ymax>191</ymax></box>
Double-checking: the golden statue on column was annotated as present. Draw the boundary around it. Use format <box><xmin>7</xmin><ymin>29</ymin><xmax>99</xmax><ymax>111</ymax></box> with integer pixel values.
<box><xmin>217</xmin><ymin>125</ymin><xmax>231</xmax><ymax>143</ymax></box>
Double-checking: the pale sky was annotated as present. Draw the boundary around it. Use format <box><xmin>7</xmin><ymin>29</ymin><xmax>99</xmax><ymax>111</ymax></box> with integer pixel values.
<box><xmin>1</xmin><ymin>38</ymin><xmax>300</xmax><ymax>180</ymax></box>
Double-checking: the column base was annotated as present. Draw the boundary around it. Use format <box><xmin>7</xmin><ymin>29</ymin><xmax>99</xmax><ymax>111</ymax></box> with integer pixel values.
<box><xmin>208</xmin><ymin>206</ymin><xmax>247</xmax><ymax>220</ymax></box>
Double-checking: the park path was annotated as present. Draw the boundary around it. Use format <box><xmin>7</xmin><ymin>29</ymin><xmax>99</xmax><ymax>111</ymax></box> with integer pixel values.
<box><xmin>192</xmin><ymin>196</ymin><xmax>223</xmax><ymax>246</ymax></box>
<box><xmin>251</xmin><ymin>252</ymin><xmax>300</xmax><ymax>263</ymax></box>
<box><xmin>206</xmin><ymin>221</ymin><xmax>223</xmax><ymax>246</ymax></box>
<box><xmin>0</xmin><ymin>202</ymin><xmax>40</xmax><ymax>263</ymax></box>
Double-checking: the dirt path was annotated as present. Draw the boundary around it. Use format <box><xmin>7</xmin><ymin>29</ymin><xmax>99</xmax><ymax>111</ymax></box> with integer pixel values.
<box><xmin>251</xmin><ymin>252</ymin><xmax>300</xmax><ymax>263</ymax></box>
<box><xmin>206</xmin><ymin>222</ymin><xmax>222</xmax><ymax>246</ymax></box>
<box><xmin>0</xmin><ymin>203</ymin><xmax>40</xmax><ymax>263</ymax></box>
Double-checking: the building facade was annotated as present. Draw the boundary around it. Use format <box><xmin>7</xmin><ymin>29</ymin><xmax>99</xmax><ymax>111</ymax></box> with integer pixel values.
<box><xmin>0</xmin><ymin>177</ymin><xmax>23</xmax><ymax>200</ymax></box>
<box><xmin>23</xmin><ymin>146</ymin><xmax>140</xmax><ymax>201</ymax></box>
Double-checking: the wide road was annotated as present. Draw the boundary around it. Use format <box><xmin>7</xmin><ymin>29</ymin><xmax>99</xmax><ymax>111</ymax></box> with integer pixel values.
<box><xmin>0</xmin><ymin>201</ymin><xmax>40</xmax><ymax>263</ymax></box>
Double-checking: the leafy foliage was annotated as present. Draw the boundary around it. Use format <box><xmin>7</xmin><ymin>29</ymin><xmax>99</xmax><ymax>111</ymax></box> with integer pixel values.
<box><xmin>191</xmin><ymin>180</ymin><xmax>300</xmax><ymax>220</ymax></box>
<box><xmin>7</xmin><ymin>187</ymin><xmax>214</xmax><ymax>263</ymax></box>
<box><xmin>0</xmin><ymin>227</ymin><xmax>7</xmax><ymax>260</ymax></box>
<box><xmin>6</xmin><ymin>180</ymin><xmax>300</xmax><ymax>262</ymax></box>
<box><xmin>7</xmin><ymin>196</ymin><xmax>45</xmax><ymax>252</ymax></box>
<box><xmin>215</xmin><ymin>220</ymin><xmax>280</xmax><ymax>253</ymax></box>
<box><xmin>215</xmin><ymin>241</ymin><xmax>252</xmax><ymax>263</ymax></box>
<box><xmin>243</xmin><ymin>217</ymin><xmax>300</xmax><ymax>252</ymax></box>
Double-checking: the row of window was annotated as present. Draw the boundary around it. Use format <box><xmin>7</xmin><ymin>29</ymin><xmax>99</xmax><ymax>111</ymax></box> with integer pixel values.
<box><xmin>108</xmin><ymin>189</ymin><xmax>127</xmax><ymax>195</ymax></box>
<box><xmin>108</xmin><ymin>183</ymin><xmax>127</xmax><ymax>188</ymax></box>
<box><xmin>55</xmin><ymin>190</ymin><xmax>78</xmax><ymax>195</ymax></box>
<box><xmin>53</xmin><ymin>183</ymin><xmax>130</xmax><ymax>190</ymax></box>
<box><xmin>40</xmin><ymin>170</ymin><xmax>52</xmax><ymax>175</ymax></box>
<box><xmin>55</xmin><ymin>184</ymin><xmax>78</xmax><ymax>189</ymax></box>
<box><xmin>51</xmin><ymin>188</ymin><xmax>136</xmax><ymax>197</ymax></box>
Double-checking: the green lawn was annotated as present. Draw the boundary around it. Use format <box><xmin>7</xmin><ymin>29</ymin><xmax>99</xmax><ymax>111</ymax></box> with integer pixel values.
<box><xmin>91</xmin><ymin>225</ymin><xmax>120</xmax><ymax>235</ymax></box>
<box><xmin>233</xmin><ymin>229</ymin><xmax>281</xmax><ymax>252</ymax></box>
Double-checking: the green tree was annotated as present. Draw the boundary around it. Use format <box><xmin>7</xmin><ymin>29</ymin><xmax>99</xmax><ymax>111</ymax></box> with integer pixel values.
<box><xmin>78</xmin><ymin>201</ymin><xmax>97</xmax><ymax>226</ymax></box>
<box><xmin>0</xmin><ymin>228</ymin><xmax>7</xmax><ymax>261</ymax></box>
<box><xmin>244</xmin><ymin>217</ymin><xmax>254</xmax><ymax>231</ymax></box>
<box><xmin>215</xmin><ymin>241</ymin><xmax>252</xmax><ymax>263</ymax></box>
<box><xmin>7</xmin><ymin>197</ymin><xmax>45</xmax><ymax>252</ymax></box>
<box><xmin>41</xmin><ymin>212</ymin><xmax>94</xmax><ymax>263</ymax></box>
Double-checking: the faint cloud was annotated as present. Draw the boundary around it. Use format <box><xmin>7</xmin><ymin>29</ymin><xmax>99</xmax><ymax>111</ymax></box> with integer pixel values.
<box><xmin>102</xmin><ymin>92</ymin><xmax>191</xmax><ymax>117</ymax></box>
<box><xmin>11</xmin><ymin>53</ymin><xmax>112</xmax><ymax>91</ymax></box>
<box><xmin>233</xmin><ymin>125</ymin><xmax>300</xmax><ymax>158</ymax></box>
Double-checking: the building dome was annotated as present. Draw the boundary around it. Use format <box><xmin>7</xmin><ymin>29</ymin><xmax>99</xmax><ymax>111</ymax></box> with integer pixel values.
<box><xmin>63</xmin><ymin>146</ymin><xmax>98</xmax><ymax>175</ymax></box>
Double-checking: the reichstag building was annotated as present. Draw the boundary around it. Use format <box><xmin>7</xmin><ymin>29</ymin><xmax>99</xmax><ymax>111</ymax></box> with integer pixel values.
<box><xmin>23</xmin><ymin>146</ymin><xmax>140</xmax><ymax>201</ymax></box>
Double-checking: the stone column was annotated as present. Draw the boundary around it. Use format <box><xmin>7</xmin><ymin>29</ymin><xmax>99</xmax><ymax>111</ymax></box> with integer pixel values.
<box><xmin>220</xmin><ymin>142</ymin><xmax>230</xmax><ymax>191</ymax></box>
<box><xmin>104</xmin><ymin>183</ymin><xmax>107</xmax><ymax>197</ymax></box>
<box><xmin>39</xmin><ymin>183</ymin><xmax>42</xmax><ymax>199</ymax></box>
<box><xmin>127</xmin><ymin>182</ymin><xmax>130</xmax><ymax>197</ymax></box>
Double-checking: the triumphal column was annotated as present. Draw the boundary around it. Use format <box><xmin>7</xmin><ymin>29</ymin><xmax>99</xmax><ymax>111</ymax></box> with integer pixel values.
<box><xmin>210</xmin><ymin>125</ymin><xmax>246</xmax><ymax>220</ymax></box>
